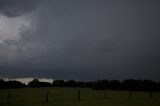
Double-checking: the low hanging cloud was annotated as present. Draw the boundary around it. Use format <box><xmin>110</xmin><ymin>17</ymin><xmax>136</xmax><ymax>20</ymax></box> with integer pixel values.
<box><xmin>0</xmin><ymin>0</ymin><xmax>41</xmax><ymax>62</ymax></box>
<box><xmin>0</xmin><ymin>0</ymin><xmax>160</xmax><ymax>81</ymax></box>
<box><xmin>0</xmin><ymin>0</ymin><xmax>41</xmax><ymax>17</ymax></box>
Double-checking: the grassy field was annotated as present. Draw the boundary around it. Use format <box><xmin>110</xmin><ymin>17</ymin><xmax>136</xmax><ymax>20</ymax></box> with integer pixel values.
<box><xmin>0</xmin><ymin>87</ymin><xmax>160</xmax><ymax>106</ymax></box>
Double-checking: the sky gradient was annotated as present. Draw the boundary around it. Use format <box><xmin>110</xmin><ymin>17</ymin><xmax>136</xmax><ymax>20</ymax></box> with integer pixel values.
<box><xmin>0</xmin><ymin>0</ymin><xmax>160</xmax><ymax>81</ymax></box>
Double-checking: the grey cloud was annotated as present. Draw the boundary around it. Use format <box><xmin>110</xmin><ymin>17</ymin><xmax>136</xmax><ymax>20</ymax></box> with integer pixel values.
<box><xmin>0</xmin><ymin>0</ymin><xmax>41</xmax><ymax>17</ymax></box>
<box><xmin>0</xmin><ymin>0</ymin><xmax>160</xmax><ymax>80</ymax></box>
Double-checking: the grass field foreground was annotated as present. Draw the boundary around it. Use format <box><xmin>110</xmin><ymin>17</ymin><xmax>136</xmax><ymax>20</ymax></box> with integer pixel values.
<box><xmin>0</xmin><ymin>87</ymin><xmax>160</xmax><ymax>106</ymax></box>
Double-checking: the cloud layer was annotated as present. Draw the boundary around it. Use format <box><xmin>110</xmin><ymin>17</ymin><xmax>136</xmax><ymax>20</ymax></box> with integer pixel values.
<box><xmin>0</xmin><ymin>0</ymin><xmax>160</xmax><ymax>80</ymax></box>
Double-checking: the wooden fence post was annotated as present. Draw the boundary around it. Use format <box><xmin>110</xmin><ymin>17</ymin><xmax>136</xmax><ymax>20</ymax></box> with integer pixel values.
<box><xmin>129</xmin><ymin>90</ymin><xmax>132</xmax><ymax>98</ymax></box>
<box><xmin>45</xmin><ymin>91</ymin><xmax>49</xmax><ymax>103</ymax></box>
<box><xmin>150</xmin><ymin>91</ymin><xmax>152</xmax><ymax>98</ymax></box>
<box><xmin>104</xmin><ymin>90</ymin><xmax>108</xmax><ymax>99</ymax></box>
<box><xmin>7</xmin><ymin>91</ymin><xmax>10</xmax><ymax>104</ymax></box>
<box><xmin>78</xmin><ymin>90</ymin><xmax>80</xmax><ymax>103</ymax></box>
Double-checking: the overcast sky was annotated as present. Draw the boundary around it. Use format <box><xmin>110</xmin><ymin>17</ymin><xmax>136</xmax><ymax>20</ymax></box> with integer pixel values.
<box><xmin>0</xmin><ymin>0</ymin><xmax>160</xmax><ymax>81</ymax></box>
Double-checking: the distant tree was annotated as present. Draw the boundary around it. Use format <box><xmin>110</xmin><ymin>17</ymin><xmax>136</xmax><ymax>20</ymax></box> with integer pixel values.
<box><xmin>143</xmin><ymin>80</ymin><xmax>157</xmax><ymax>91</ymax></box>
<box><xmin>28</xmin><ymin>79</ymin><xmax>40</xmax><ymax>87</ymax></box>
<box><xmin>28</xmin><ymin>79</ymin><xmax>52</xmax><ymax>88</ymax></box>
<box><xmin>108</xmin><ymin>80</ymin><xmax>121</xmax><ymax>90</ymax></box>
<box><xmin>77</xmin><ymin>81</ymin><xmax>94</xmax><ymax>88</ymax></box>
<box><xmin>0</xmin><ymin>78</ymin><xmax>159</xmax><ymax>91</ymax></box>
<box><xmin>7</xmin><ymin>81</ymin><xmax>26</xmax><ymax>89</ymax></box>
<box><xmin>122</xmin><ymin>79</ymin><xmax>158</xmax><ymax>91</ymax></box>
<box><xmin>122</xmin><ymin>79</ymin><xmax>136</xmax><ymax>90</ymax></box>
<box><xmin>157</xmin><ymin>82</ymin><xmax>160</xmax><ymax>91</ymax></box>
<box><xmin>0</xmin><ymin>79</ymin><xmax>5</xmax><ymax>89</ymax></box>
<box><xmin>0</xmin><ymin>79</ymin><xmax>25</xmax><ymax>89</ymax></box>
<box><xmin>84</xmin><ymin>82</ymin><xmax>94</xmax><ymax>88</ymax></box>
<box><xmin>40</xmin><ymin>82</ymin><xmax>52</xmax><ymax>87</ymax></box>
<box><xmin>52</xmin><ymin>80</ymin><xmax>65</xmax><ymax>87</ymax></box>
<box><xmin>92</xmin><ymin>80</ymin><xmax>109</xmax><ymax>90</ymax></box>
<box><xmin>64</xmin><ymin>80</ymin><xmax>78</xmax><ymax>87</ymax></box>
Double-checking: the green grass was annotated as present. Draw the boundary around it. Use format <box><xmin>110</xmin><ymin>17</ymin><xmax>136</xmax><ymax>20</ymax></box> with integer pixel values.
<box><xmin>0</xmin><ymin>87</ymin><xmax>160</xmax><ymax>106</ymax></box>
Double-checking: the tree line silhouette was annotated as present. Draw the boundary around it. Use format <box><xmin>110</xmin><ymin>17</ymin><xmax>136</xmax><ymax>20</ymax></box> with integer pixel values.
<box><xmin>0</xmin><ymin>79</ymin><xmax>160</xmax><ymax>92</ymax></box>
<box><xmin>0</xmin><ymin>79</ymin><xmax>25</xmax><ymax>89</ymax></box>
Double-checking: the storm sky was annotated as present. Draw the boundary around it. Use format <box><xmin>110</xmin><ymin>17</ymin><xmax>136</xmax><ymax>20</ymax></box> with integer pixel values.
<box><xmin>0</xmin><ymin>0</ymin><xmax>160</xmax><ymax>81</ymax></box>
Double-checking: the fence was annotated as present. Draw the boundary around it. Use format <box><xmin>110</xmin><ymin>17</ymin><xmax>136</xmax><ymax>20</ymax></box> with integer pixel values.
<box><xmin>0</xmin><ymin>88</ymin><xmax>160</xmax><ymax>105</ymax></box>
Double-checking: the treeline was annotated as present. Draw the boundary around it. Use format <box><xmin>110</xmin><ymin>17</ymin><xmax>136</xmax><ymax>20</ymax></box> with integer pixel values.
<box><xmin>52</xmin><ymin>79</ymin><xmax>160</xmax><ymax>92</ymax></box>
<box><xmin>92</xmin><ymin>79</ymin><xmax>160</xmax><ymax>91</ymax></box>
<box><xmin>0</xmin><ymin>79</ymin><xmax>160</xmax><ymax>92</ymax></box>
<box><xmin>0</xmin><ymin>79</ymin><xmax>26</xmax><ymax>89</ymax></box>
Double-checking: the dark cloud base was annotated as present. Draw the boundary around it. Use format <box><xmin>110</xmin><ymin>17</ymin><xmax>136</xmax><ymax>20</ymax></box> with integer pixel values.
<box><xmin>0</xmin><ymin>0</ymin><xmax>160</xmax><ymax>81</ymax></box>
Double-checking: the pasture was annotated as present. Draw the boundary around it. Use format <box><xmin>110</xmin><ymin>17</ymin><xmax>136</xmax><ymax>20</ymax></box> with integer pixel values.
<box><xmin>0</xmin><ymin>87</ymin><xmax>160</xmax><ymax>106</ymax></box>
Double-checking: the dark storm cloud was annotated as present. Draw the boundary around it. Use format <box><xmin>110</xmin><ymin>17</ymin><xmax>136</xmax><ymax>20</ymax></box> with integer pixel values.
<box><xmin>0</xmin><ymin>0</ymin><xmax>160</xmax><ymax>80</ymax></box>
<box><xmin>0</xmin><ymin>0</ymin><xmax>41</xmax><ymax>17</ymax></box>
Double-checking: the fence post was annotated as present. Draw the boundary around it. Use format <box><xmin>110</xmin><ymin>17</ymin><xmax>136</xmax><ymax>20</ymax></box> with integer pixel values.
<box><xmin>129</xmin><ymin>90</ymin><xmax>132</xmax><ymax>98</ymax></box>
<box><xmin>104</xmin><ymin>90</ymin><xmax>108</xmax><ymax>99</ymax></box>
<box><xmin>7</xmin><ymin>91</ymin><xmax>10</xmax><ymax>104</ymax></box>
<box><xmin>45</xmin><ymin>91</ymin><xmax>49</xmax><ymax>103</ymax></box>
<box><xmin>150</xmin><ymin>91</ymin><xmax>152</xmax><ymax>98</ymax></box>
<box><xmin>78</xmin><ymin>90</ymin><xmax>80</xmax><ymax>103</ymax></box>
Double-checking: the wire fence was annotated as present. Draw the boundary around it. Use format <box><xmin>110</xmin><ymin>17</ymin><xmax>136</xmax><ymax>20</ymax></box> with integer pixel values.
<box><xmin>0</xmin><ymin>88</ymin><xmax>160</xmax><ymax>105</ymax></box>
